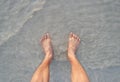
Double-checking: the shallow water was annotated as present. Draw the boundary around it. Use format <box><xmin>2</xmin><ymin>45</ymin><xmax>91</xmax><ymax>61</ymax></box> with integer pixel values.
<box><xmin>0</xmin><ymin>0</ymin><xmax>120</xmax><ymax>82</ymax></box>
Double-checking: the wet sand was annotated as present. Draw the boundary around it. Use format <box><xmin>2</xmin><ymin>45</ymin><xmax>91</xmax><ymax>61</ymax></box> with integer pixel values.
<box><xmin>0</xmin><ymin>0</ymin><xmax>120</xmax><ymax>82</ymax></box>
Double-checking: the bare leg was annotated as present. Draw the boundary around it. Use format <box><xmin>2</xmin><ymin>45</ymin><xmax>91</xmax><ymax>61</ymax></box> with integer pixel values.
<box><xmin>68</xmin><ymin>32</ymin><xmax>89</xmax><ymax>82</ymax></box>
<box><xmin>31</xmin><ymin>33</ymin><xmax>53</xmax><ymax>82</ymax></box>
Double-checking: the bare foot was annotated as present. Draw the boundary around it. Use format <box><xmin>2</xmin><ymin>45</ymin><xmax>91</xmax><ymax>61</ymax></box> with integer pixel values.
<box><xmin>68</xmin><ymin>32</ymin><xmax>80</xmax><ymax>59</ymax></box>
<box><xmin>40</xmin><ymin>33</ymin><xmax>53</xmax><ymax>59</ymax></box>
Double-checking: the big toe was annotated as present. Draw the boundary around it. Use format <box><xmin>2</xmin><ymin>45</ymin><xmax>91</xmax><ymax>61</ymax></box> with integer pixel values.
<box><xmin>69</xmin><ymin>32</ymin><xmax>75</xmax><ymax>40</ymax></box>
<box><xmin>40</xmin><ymin>33</ymin><xmax>47</xmax><ymax>43</ymax></box>
<box><xmin>46</xmin><ymin>33</ymin><xmax>51</xmax><ymax>40</ymax></box>
<box><xmin>40</xmin><ymin>35</ymin><xmax>45</xmax><ymax>42</ymax></box>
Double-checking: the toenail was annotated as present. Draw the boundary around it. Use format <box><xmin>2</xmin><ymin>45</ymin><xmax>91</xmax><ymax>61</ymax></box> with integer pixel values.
<box><xmin>45</xmin><ymin>35</ymin><xmax>47</xmax><ymax>38</ymax></box>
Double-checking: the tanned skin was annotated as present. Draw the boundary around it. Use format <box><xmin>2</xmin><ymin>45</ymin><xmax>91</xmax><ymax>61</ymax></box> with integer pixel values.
<box><xmin>31</xmin><ymin>32</ymin><xmax>89</xmax><ymax>82</ymax></box>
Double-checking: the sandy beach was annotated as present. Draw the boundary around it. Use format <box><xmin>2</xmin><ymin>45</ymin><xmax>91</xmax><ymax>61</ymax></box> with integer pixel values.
<box><xmin>0</xmin><ymin>0</ymin><xmax>120</xmax><ymax>82</ymax></box>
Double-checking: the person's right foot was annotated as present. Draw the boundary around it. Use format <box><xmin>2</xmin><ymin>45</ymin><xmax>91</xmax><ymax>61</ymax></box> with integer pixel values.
<box><xmin>40</xmin><ymin>33</ymin><xmax>53</xmax><ymax>59</ymax></box>
<box><xmin>68</xmin><ymin>32</ymin><xmax>80</xmax><ymax>59</ymax></box>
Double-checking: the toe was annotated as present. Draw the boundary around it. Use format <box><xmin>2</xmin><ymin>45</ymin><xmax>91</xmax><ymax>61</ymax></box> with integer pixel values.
<box><xmin>44</xmin><ymin>34</ymin><xmax>48</xmax><ymax>40</ymax></box>
<box><xmin>40</xmin><ymin>34</ymin><xmax>45</xmax><ymax>42</ymax></box>
<box><xmin>75</xmin><ymin>35</ymin><xmax>78</xmax><ymax>40</ymax></box>
<box><xmin>76</xmin><ymin>35</ymin><xmax>80</xmax><ymax>41</ymax></box>
<box><xmin>78</xmin><ymin>38</ymin><xmax>80</xmax><ymax>42</ymax></box>
<box><xmin>69</xmin><ymin>32</ymin><xmax>73</xmax><ymax>38</ymax></box>
<box><xmin>76</xmin><ymin>37</ymin><xmax>80</xmax><ymax>44</ymax></box>
<box><xmin>72</xmin><ymin>33</ymin><xmax>80</xmax><ymax>43</ymax></box>
<box><xmin>46</xmin><ymin>33</ymin><xmax>48</xmax><ymax>39</ymax></box>
<box><xmin>71</xmin><ymin>34</ymin><xmax>75</xmax><ymax>40</ymax></box>
<box><xmin>41</xmin><ymin>33</ymin><xmax>48</xmax><ymax>42</ymax></box>
<box><xmin>69</xmin><ymin>32</ymin><xmax>73</xmax><ymax>41</ymax></box>
<box><xmin>46</xmin><ymin>33</ymin><xmax>50</xmax><ymax>39</ymax></box>
<box><xmin>73</xmin><ymin>33</ymin><xmax>77</xmax><ymax>39</ymax></box>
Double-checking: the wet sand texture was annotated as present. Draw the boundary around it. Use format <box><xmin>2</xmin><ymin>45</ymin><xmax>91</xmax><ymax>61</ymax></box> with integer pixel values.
<box><xmin>0</xmin><ymin>0</ymin><xmax>120</xmax><ymax>82</ymax></box>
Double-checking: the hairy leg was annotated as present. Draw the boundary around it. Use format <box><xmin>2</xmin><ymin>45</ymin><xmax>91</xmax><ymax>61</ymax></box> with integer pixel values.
<box><xmin>31</xmin><ymin>33</ymin><xmax>53</xmax><ymax>82</ymax></box>
<box><xmin>68</xmin><ymin>32</ymin><xmax>89</xmax><ymax>82</ymax></box>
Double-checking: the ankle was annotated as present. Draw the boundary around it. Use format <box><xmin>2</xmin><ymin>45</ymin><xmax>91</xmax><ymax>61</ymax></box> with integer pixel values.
<box><xmin>68</xmin><ymin>53</ymin><xmax>76</xmax><ymax>61</ymax></box>
<box><xmin>68</xmin><ymin>57</ymin><xmax>80</xmax><ymax>66</ymax></box>
<box><xmin>42</xmin><ymin>55</ymin><xmax>52</xmax><ymax>66</ymax></box>
<box><xmin>68</xmin><ymin>47</ymin><xmax>76</xmax><ymax>56</ymax></box>
<box><xmin>45</xmin><ymin>53</ymin><xmax>53</xmax><ymax>59</ymax></box>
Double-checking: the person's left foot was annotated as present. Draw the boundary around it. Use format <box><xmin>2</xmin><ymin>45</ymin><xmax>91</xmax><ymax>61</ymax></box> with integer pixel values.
<box><xmin>40</xmin><ymin>33</ymin><xmax>53</xmax><ymax>59</ymax></box>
